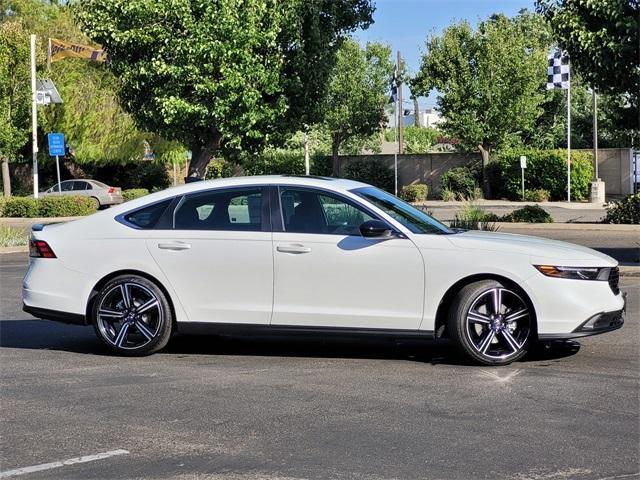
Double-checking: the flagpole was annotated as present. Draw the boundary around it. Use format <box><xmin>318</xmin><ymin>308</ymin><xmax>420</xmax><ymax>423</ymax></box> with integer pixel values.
<box><xmin>30</xmin><ymin>34</ymin><xmax>39</xmax><ymax>199</ymax></box>
<box><xmin>566</xmin><ymin>58</ymin><xmax>571</xmax><ymax>202</ymax></box>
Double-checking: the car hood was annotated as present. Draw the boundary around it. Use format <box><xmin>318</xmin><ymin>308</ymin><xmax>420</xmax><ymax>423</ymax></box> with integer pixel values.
<box><xmin>434</xmin><ymin>230</ymin><xmax>617</xmax><ymax>267</ymax></box>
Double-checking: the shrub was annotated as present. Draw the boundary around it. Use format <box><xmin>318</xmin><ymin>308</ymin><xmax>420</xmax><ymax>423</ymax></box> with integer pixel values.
<box><xmin>3</xmin><ymin>197</ymin><xmax>39</xmax><ymax>217</ymax></box>
<box><xmin>400</xmin><ymin>184</ymin><xmax>428</xmax><ymax>202</ymax></box>
<box><xmin>242</xmin><ymin>149</ymin><xmax>305</xmax><ymax>176</ymax></box>
<box><xmin>2</xmin><ymin>196</ymin><xmax>97</xmax><ymax>218</ymax></box>
<box><xmin>441</xmin><ymin>188</ymin><xmax>456</xmax><ymax>201</ymax></box>
<box><xmin>94</xmin><ymin>161</ymin><xmax>171</xmax><ymax>191</ymax></box>
<box><xmin>122</xmin><ymin>188</ymin><xmax>150</xmax><ymax>201</ymax></box>
<box><xmin>603</xmin><ymin>193</ymin><xmax>640</xmax><ymax>224</ymax></box>
<box><xmin>493</xmin><ymin>150</ymin><xmax>593</xmax><ymax>201</ymax></box>
<box><xmin>0</xmin><ymin>197</ymin><xmax>5</xmax><ymax>217</ymax></box>
<box><xmin>524</xmin><ymin>188</ymin><xmax>550</xmax><ymax>202</ymax></box>
<box><xmin>504</xmin><ymin>205</ymin><xmax>553</xmax><ymax>223</ymax></box>
<box><xmin>449</xmin><ymin>204</ymin><xmax>498</xmax><ymax>231</ymax></box>
<box><xmin>205</xmin><ymin>159</ymin><xmax>234</xmax><ymax>179</ymax></box>
<box><xmin>342</xmin><ymin>159</ymin><xmax>394</xmax><ymax>192</ymax></box>
<box><xmin>37</xmin><ymin>196</ymin><xmax>97</xmax><ymax>217</ymax></box>
<box><xmin>440</xmin><ymin>166</ymin><xmax>478</xmax><ymax>199</ymax></box>
<box><xmin>0</xmin><ymin>226</ymin><xmax>28</xmax><ymax>247</ymax></box>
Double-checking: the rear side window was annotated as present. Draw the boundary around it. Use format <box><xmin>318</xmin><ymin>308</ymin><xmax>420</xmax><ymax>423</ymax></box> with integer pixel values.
<box><xmin>121</xmin><ymin>200</ymin><xmax>172</xmax><ymax>229</ymax></box>
<box><xmin>173</xmin><ymin>188</ymin><xmax>264</xmax><ymax>231</ymax></box>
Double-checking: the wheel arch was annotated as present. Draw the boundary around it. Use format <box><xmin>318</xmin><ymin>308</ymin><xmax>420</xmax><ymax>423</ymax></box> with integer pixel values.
<box><xmin>86</xmin><ymin>269</ymin><xmax>178</xmax><ymax>332</ymax></box>
<box><xmin>433</xmin><ymin>273</ymin><xmax>537</xmax><ymax>339</ymax></box>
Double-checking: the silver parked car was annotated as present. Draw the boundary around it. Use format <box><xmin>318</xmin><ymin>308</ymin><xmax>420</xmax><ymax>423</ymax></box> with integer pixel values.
<box><xmin>42</xmin><ymin>179</ymin><xmax>123</xmax><ymax>209</ymax></box>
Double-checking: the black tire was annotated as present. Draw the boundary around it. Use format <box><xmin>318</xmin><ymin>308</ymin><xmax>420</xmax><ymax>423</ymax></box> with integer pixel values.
<box><xmin>90</xmin><ymin>197</ymin><xmax>101</xmax><ymax>209</ymax></box>
<box><xmin>91</xmin><ymin>275</ymin><xmax>173</xmax><ymax>356</ymax></box>
<box><xmin>447</xmin><ymin>280</ymin><xmax>533</xmax><ymax>366</ymax></box>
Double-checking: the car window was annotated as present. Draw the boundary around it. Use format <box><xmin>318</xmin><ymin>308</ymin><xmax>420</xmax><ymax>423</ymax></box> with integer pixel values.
<box><xmin>280</xmin><ymin>188</ymin><xmax>374</xmax><ymax>235</ymax></box>
<box><xmin>60</xmin><ymin>181</ymin><xmax>74</xmax><ymax>192</ymax></box>
<box><xmin>173</xmin><ymin>188</ymin><xmax>264</xmax><ymax>231</ymax></box>
<box><xmin>92</xmin><ymin>180</ymin><xmax>108</xmax><ymax>188</ymax></box>
<box><xmin>73</xmin><ymin>181</ymin><xmax>89</xmax><ymax>191</ymax></box>
<box><xmin>353</xmin><ymin>186</ymin><xmax>452</xmax><ymax>234</ymax></box>
<box><xmin>122</xmin><ymin>199</ymin><xmax>172</xmax><ymax>229</ymax></box>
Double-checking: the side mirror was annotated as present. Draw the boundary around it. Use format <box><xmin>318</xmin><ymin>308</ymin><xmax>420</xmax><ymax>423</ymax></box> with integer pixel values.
<box><xmin>359</xmin><ymin>219</ymin><xmax>393</xmax><ymax>239</ymax></box>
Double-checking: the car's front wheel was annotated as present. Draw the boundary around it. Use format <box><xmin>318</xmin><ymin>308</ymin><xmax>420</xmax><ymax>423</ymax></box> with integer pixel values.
<box><xmin>91</xmin><ymin>275</ymin><xmax>172</xmax><ymax>356</ymax></box>
<box><xmin>447</xmin><ymin>280</ymin><xmax>533</xmax><ymax>366</ymax></box>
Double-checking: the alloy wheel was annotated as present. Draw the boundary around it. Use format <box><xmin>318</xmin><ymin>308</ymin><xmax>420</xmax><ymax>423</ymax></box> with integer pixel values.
<box><xmin>96</xmin><ymin>282</ymin><xmax>163</xmax><ymax>350</ymax></box>
<box><xmin>465</xmin><ymin>287</ymin><xmax>531</xmax><ymax>361</ymax></box>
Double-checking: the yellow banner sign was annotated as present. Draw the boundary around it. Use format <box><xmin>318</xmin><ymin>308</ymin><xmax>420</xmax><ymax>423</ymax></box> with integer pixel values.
<box><xmin>50</xmin><ymin>38</ymin><xmax>107</xmax><ymax>63</ymax></box>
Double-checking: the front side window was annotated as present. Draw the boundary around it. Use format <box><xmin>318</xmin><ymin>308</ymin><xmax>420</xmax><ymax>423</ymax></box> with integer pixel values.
<box><xmin>173</xmin><ymin>188</ymin><xmax>264</xmax><ymax>231</ymax></box>
<box><xmin>280</xmin><ymin>188</ymin><xmax>374</xmax><ymax>235</ymax></box>
<box><xmin>353</xmin><ymin>187</ymin><xmax>452</xmax><ymax>234</ymax></box>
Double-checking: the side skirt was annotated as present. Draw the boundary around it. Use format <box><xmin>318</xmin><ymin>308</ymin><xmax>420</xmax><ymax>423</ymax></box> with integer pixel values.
<box><xmin>177</xmin><ymin>322</ymin><xmax>435</xmax><ymax>341</ymax></box>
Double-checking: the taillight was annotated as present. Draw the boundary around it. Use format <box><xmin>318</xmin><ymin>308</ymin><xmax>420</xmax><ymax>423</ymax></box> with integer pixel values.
<box><xmin>29</xmin><ymin>239</ymin><xmax>57</xmax><ymax>258</ymax></box>
<box><xmin>108</xmin><ymin>187</ymin><xmax>116</xmax><ymax>193</ymax></box>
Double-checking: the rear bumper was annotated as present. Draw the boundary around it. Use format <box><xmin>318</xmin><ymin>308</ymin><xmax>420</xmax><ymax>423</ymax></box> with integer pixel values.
<box><xmin>22</xmin><ymin>304</ymin><xmax>87</xmax><ymax>326</ymax></box>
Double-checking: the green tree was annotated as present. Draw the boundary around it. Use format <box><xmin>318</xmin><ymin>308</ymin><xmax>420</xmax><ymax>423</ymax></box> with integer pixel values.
<box><xmin>321</xmin><ymin>39</ymin><xmax>394</xmax><ymax>173</ymax></box>
<box><xmin>1</xmin><ymin>0</ymin><xmax>178</xmax><ymax>194</ymax></box>
<box><xmin>537</xmin><ymin>0</ymin><xmax>639</xmax><ymax>144</ymax></box>
<box><xmin>0</xmin><ymin>17</ymin><xmax>30</xmax><ymax>197</ymax></box>
<box><xmin>75</xmin><ymin>0</ymin><xmax>374</xmax><ymax>180</ymax></box>
<box><xmin>412</xmin><ymin>12</ymin><xmax>551</xmax><ymax>195</ymax></box>
<box><xmin>384</xmin><ymin>126</ymin><xmax>440</xmax><ymax>153</ymax></box>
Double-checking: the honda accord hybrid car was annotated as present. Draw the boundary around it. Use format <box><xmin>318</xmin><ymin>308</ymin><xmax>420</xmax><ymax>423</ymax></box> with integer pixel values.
<box><xmin>22</xmin><ymin>176</ymin><xmax>625</xmax><ymax>365</ymax></box>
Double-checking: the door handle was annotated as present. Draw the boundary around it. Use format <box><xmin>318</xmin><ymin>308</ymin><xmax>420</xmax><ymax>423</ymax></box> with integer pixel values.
<box><xmin>158</xmin><ymin>242</ymin><xmax>191</xmax><ymax>251</ymax></box>
<box><xmin>276</xmin><ymin>244</ymin><xmax>311</xmax><ymax>254</ymax></box>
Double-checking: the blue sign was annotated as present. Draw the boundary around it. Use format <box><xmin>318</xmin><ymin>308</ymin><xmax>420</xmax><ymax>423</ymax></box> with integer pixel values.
<box><xmin>48</xmin><ymin>133</ymin><xmax>65</xmax><ymax>157</ymax></box>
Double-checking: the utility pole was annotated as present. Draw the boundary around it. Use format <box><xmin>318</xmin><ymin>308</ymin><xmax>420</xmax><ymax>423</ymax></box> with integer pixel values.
<box><xmin>303</xmin><ymin>126</ymin><xmax>310</xmax><ymax>175</ymax></box>
<box><xmin>30</xmin><ymin>34</ymin><xmax>39</xmax><ymax>198</ymax></box>
<box><xmin>397</xmin><ymin>51</ymin><xmax>404</xmax><ymax>154</ymax></box>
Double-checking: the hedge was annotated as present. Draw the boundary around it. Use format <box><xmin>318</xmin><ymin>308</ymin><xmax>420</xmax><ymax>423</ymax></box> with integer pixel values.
<box><xmin>122</xmin><ymin>188</ymin><xmax>150</xmax><ymax>201</ymax></box>
<box><xmin>401</xmin><ymin>184</ymin><xmax>428</xmax><ymax>202</ymax></box>
<box><xmin>1</xmin><ymin>195</ymin><xmax>97</xmax><ymax>218</ymax></box>
<box><xmin>492</xmin><ymin>149</ymin><xmax>593</xmax><ymax>201</ymax></box>
<box><xmin>342</xmin><ymin>159</ymin><xmax>394</xmax><ymax>192</ymax></box>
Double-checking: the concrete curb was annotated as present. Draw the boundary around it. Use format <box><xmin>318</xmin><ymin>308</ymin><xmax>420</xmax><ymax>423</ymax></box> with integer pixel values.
<box><xmin>492</xmin><ymin>222</ymin><xmax>639</xmax><ymax>232</ymax></box>
<box><xmin>0</xmin><ymin>246</ymin><xmax>28</xmax><ymax>254</ymax></box>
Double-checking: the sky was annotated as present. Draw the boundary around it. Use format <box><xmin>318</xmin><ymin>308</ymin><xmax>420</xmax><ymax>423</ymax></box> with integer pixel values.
<box><xmin>355</xmin><ymin>0</ymin><xmax>536</xmax><ymax>108</ymax></box>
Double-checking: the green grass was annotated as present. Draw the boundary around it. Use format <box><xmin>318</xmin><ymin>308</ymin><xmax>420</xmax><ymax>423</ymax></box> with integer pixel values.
<box><xmin>0</xmin><ymin>226</ymin><xmax>28</xmax><ymax>247</ymax></box>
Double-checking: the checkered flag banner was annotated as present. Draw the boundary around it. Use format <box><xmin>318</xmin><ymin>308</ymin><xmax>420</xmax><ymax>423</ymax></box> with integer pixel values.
<box><xmin>547</xmin><ymin>50</ymin><xmax>570</xmax><ymax>90</ymax></box>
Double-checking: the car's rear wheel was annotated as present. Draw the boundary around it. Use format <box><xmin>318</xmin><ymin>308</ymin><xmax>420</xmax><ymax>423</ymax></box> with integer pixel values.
<box><xmin>90</xmin><ymin>197</ymin><xmax>101</xmax><ymax>209</ymax></box>
<box><xmin>447</xmin><ymin>280</ymin><xmax>533</xmax><ymax>366</ymax></box>
<box><xmin>91</xmin><ymin>275</ymin><xmax>172</xmax><ymax>356</ymax></box>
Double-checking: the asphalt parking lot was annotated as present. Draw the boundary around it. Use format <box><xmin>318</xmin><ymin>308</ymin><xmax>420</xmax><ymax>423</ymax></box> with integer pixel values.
<box><xmin>0</xmin><ymin>252</ymin><xmax>638</xmax><ymax>480</ymax></box>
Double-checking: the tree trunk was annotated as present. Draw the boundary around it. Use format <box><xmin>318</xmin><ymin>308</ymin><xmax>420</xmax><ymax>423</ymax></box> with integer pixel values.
<box><xmin>478</xmin><ymin>144</ymin><xmax>491</xmax><ymax>199</ymax></box>
<box><xmin>413</xmin><ymin>97</ymin><xmax>420</xmax><ymax>128</ymax></box>
<box><xmin>1</xmin><ymin>156</ymin><xmax>11</xmax><ymax>197</ymax></box>
<box><xmin>331</xmin><ymin>140</ymin><xmax>341</xmax><ymax>177</ymax></box>
<box><xmin>187</xmin><ymin>132</ymin><xmax>222</xmax><ymax>181</ymax></box>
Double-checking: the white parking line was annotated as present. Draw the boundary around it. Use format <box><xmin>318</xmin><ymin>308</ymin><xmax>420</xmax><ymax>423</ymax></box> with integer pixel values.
<box><xmin>0</xmin><ymin>449</ymin><xmax>129</xmax><ymax>478</ymax></box>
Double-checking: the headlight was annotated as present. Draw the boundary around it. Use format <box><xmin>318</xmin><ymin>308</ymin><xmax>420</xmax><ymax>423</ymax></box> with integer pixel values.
<box><xmin>534</xmin><ymin>265</ymin><xmax>611</xmax><ymax>281</ymax></box>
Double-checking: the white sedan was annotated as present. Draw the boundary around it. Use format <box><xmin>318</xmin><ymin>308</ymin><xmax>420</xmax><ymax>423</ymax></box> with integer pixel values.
<box><xmin>22</xmin><ymin>176</ymin><xmax>625</xmax><ymax>365</ymax></box>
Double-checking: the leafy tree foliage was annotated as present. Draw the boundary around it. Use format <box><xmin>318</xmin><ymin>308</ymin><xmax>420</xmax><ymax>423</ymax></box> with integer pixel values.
<box><xmin>75</xmin><ymin>0</ymin><xmax>374</xmax><ymax>179</ymax></box>
<box><xmin>412</xmin><ymin>12</ymin><xmax>551</xmax><ymax>195</ymax></box>
<box><xmin>384</xmin><ymin>126</ymin><xmax>440</xmax><ymax>153</ymax></box>
<box><xmin>537</xmin><ymin>0</ymin><xmax>639</xmax><ymax>145</ymax></box>
<box><xmin>321</xmin><ymin>39</ymin><xmax>394</xmax><ymax>174</ymax></box>
<box><xmin>0</xmin><ymin>17</ymin><xmax>30</xmax><ymax>196</ymax></box>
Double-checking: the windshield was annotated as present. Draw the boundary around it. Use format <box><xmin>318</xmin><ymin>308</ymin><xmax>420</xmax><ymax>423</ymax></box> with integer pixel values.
<box><xmin>353</xmin><ymin>187</ymin><xmax>453</xmax><ymax>234</ymax></box>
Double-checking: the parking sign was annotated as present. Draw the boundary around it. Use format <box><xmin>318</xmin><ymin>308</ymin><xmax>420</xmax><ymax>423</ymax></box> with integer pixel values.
<box><xmin>48</xmin><ymin>133</ymin><xmax>65</xmax><ymax>157</ymax></box>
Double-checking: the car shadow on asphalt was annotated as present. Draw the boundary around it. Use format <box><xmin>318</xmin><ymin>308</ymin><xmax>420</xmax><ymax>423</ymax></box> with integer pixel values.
<box><xmin>0</xmin><ymin>319</ymin><xmax>581</xmax><ymax>366</ymax></box>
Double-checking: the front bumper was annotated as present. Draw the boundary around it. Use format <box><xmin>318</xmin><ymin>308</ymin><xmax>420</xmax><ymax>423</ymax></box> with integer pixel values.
<box><xmin>538</xmin><ymin>293</ymin><xmax>626</xmax><ymax>340</ymax></box>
